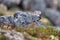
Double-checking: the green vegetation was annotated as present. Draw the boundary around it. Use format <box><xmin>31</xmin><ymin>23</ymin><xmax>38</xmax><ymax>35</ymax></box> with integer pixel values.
<box><xmin>14</xmin><ymin>25</ymin><xmax>60</xmax><ymax>40</ymax></box>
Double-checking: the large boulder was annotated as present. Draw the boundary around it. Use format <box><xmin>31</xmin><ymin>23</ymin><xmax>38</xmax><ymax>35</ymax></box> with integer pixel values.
<box><xmin>1</xmin><ymin>0</ymin><xmax>21</xmax><ymax>7</ymax></box>
<box><xmin>0</xmin><ymin>4</ymin><xmax>8</xmax><ymax>15</ymax></box>
<box><xmin>45</xmin><ymin>0</ymin><xmax>58</xmax><ymax>9</ymax></box>
<box><xmin>44</xmin><ymin>8</ymin><xmax>60</xmax><ymax>26</ymax></box>
<box><xmin>0</xmin><ymin>29</ymin><xmax>25</xmax><ymax>40</ymax></box>
<box><xmin>30</xmin><ymin>0</ymin><xmax>46</xmax><ymax>11</ymax></box>
<box><xmin>22</xmin><ymin>0</ymin><xmax>46</xmax><ymax>12</ymax></box>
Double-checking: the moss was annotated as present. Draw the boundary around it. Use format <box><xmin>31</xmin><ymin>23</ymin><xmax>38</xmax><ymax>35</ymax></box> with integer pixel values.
<box><xmin>38</xmin><ymin>26</ymin><xmax>45</xmax><ymax>33</ymax></box>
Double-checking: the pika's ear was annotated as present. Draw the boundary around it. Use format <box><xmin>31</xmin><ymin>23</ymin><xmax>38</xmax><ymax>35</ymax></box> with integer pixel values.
<box><xmin>34</xmin><ymin>11</ymin><xmax>41</xmax><ymax>16</ymax></box>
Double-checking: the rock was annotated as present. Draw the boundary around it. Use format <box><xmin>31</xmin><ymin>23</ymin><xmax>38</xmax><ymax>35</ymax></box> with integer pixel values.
<box><xmin>0</xmin><ymin>4</ymin><xmax>8</xmax><ymax>15</ymax></box>
<box><xmin>48</xmin><ymin>35</ymin><xmax>55</xmax><ymax>40</ymax></box>
<box><xmin>0</xmin><ymin>29</ymin><xmax>25</xmax><ymax>40</ymax></box>
<box><xmin>30</xmin><ymin>0</ymin><xmax>46</xmax><ymax>12</ymax></box>
<box><xmin>2</xmin><ymin>0</ymin><xmax>21</xmax><ymax>7</ymax></box>
<box><xmin>9</xmin><ymin>6</ymin><xmax>20</xmax><ymax>11</ymax></box>
<box><xmin>22</xmin><ymin>0</ymin><xmax>31</xmax><ymax>10</ymax></box>
<box><xmin>0</xmin><ymin>0</ymin><xmax>2</xmax><ymax>3</ymax></box>
<box><xmin>22</xmin><ymin>0</ymin><xmax>46</xmax><ymax>11</ymax></box>
<box><xmin>57</xmin><ymin>0</ymin><xmax>60</xmax><ymax>11</ymax></box>
<box><xmin>44</xmin><ymin>8</ymin><xmax>60</xmax><ymax>26</ymax></box>
<box><xmin>45</xmin><ymin>0</ymin><xmax>58</xmax><ymax>9</ymax></box>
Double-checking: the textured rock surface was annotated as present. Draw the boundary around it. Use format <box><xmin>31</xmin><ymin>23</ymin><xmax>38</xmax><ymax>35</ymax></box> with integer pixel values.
<box><xmin>30</xmin><ymin>0</ymin><xmax>46</xmax><ymax>11</ymax></box>
<box><xmin>46</xmin><ymin>0</ymin><xmax>58</xmax><ymax>9</ymax></box>
<box><xmin>44</xmin><ymin>8</ymin><xmax>60</xmax><ymax>26</ymax></box>
<box><xmin>2</xmin><ymin>0</ymin><xmax>21</xmax><ymax>7</ymax></box>
<box><xmin>0</xmin><ymin>29</ymin><xmax>24</xmax><ymax>40</ymax></box>
<box><xmin>0</xmin><ymin>4</ymin><xmax>8</xmax><ymax>15</ymax></box>
<box><xmin>22</xmin><ymin>0</ymin><xmax>46</xmax><ymax>11</ymax></box>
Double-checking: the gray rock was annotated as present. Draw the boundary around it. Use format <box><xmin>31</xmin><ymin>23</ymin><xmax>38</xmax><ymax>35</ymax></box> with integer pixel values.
<box><xmin>22</xmin><ymin>0</ymin><xmax>31</xmax><ymax>10</ymax></box>
<box><xmin>0</xmin><ymin>29</ymin><xmax>24</xmax><ymax>40</ymax></box>
<box><xmin>45</xmin><ymin>0</ymin><xmax>58</xmax><ymax>9</ymax></box>
<box><xmin>9</xmin><ymin>6</ymin><xmax>20</xmax><ymax>11</ymax></box>
<box><xmin>2</xmin><ymin>0</ymin><xmax>21</xmax><ymax>7</ymax></box>
<box><xmin>30</xmin><ymin>0</ymin><xmax>46</xmax><ymax>11</ymax></box>
<box><xmin>0</xmin><ymin>4</ymin><xmax>7</xmax><ymax>15</ymax></box>
<box><xmin>58</xmin><ymin>0</ymin><xmax>60</xmax><ymax>6</ymax></box>
<box><xmin>0</xmin><ymin>0</ymin><xmax>3</xmax><ymax>3</ymax></box>
<box><xmin>44</xmin><ymin>8</ymin><xmax>60</xmax><ymax>26</ymax></box>
<box><xmin>22</xmin><ymin>0</ymin><xmax>46</xmax><ymax>11</ymax></box>
<box><xmin>57</xmin><ymin>0</ymin><xmax>60</xmax><ymax>11</ymax></box>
